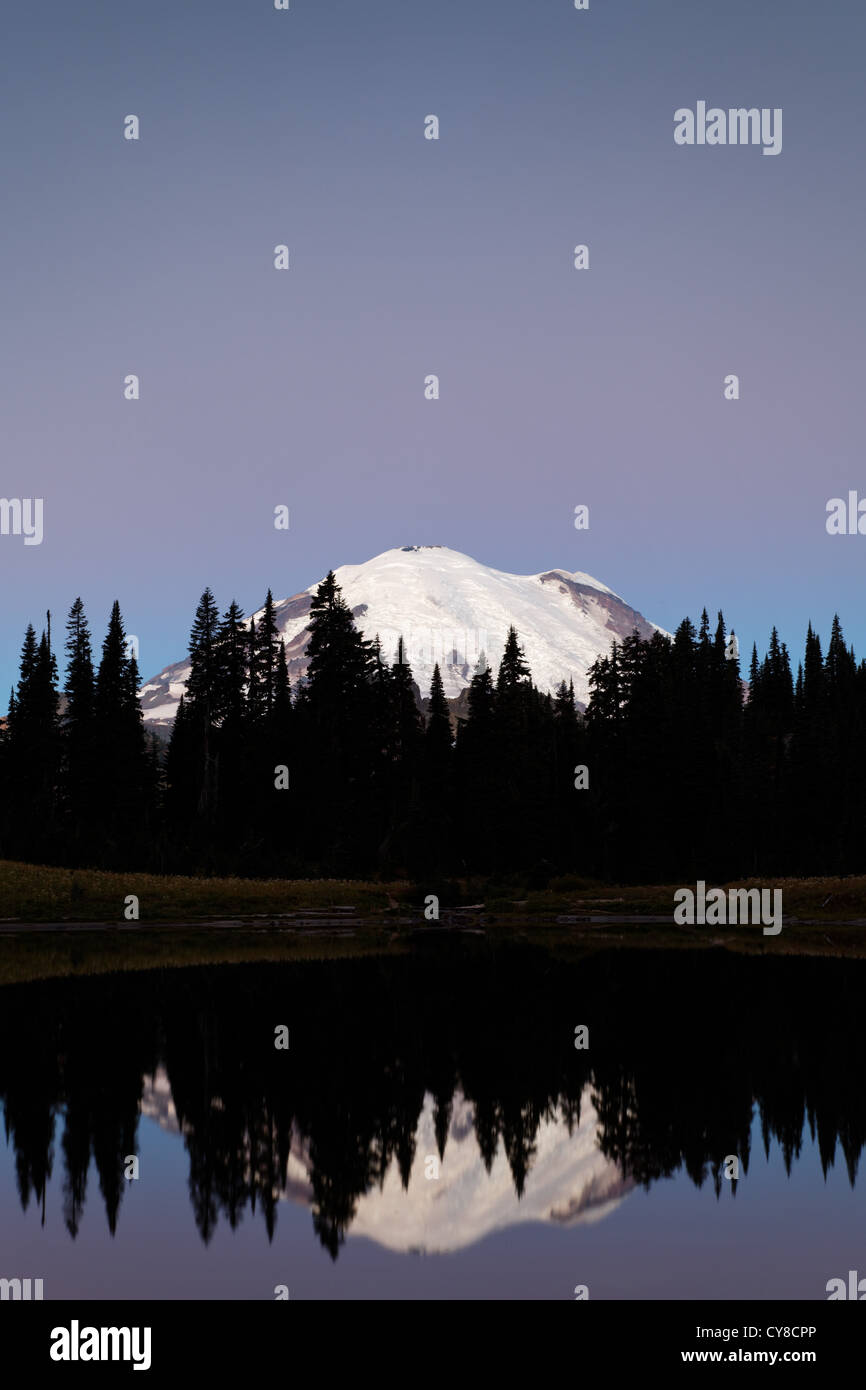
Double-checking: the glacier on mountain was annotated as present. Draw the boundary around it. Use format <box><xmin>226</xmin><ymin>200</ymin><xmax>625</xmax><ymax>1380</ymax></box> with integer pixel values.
<box><xmin>139</xmin><ymin>545</ymin><xmax>663</xmax><ymax>726</ymax></box>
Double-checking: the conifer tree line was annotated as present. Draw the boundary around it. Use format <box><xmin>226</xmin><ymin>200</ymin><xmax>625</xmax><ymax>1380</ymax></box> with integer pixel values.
<box><xmin>0</xmin><ymin>575</ymin><xmax>863</xmax><ymax>883</ymax></box>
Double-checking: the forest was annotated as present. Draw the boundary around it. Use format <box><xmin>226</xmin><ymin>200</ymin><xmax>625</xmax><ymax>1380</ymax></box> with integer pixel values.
<box><xmin>0</xmin><ymin>570</ymin><xmax>862</xmax><ymax>884</ymax></box>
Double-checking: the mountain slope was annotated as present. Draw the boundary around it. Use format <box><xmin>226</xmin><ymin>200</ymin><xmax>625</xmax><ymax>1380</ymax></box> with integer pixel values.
<box><xmin>139</xmin><ymin>544</ymin><xmax>664</xmax><ymax>727</ymax></box>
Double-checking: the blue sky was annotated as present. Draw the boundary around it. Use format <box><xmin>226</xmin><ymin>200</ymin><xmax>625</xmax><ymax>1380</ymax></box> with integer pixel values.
<box><xmin>2</xmin><ymin>0</ymin><xmax>864</xmax><ymax>694</ymax></box>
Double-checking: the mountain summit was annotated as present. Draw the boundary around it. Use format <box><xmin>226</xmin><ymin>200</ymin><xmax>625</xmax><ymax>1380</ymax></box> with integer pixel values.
<box><xmin>139</xmin><ymin>545</ymin><xmax>663</xmax><ymax>726</ymax></box>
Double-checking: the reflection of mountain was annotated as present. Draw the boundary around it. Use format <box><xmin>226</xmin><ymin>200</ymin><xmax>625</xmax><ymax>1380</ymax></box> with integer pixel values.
<box><xmin>139</xmin><ymin>1069</ymin><xmax>182</xmax><ymax>1134</ymax></box>
<box><xmin>2</xmin><ymin>945</ymin><xmax>866</xmax><ymax>1262</ymax></box>
<box><xmin>140</xmin><ymin>1072</ymin><xmax>634</xmax><ymax>1252</ymax></box>
<box><xmin>346</xmin><ymin>1092</ymin><xmax>634</xmax><ymax>1253</ymax></box>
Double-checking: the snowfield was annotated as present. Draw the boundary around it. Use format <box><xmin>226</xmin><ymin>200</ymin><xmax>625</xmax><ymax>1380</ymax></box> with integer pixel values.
<box><xmin>139</xmin><ymin>545</ymin><xmax>664</xmax><ymax>725</ymax></box>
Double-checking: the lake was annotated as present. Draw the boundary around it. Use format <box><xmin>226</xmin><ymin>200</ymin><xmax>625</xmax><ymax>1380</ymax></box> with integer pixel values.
<box><xmin>1</xmin><ymin>940</ymin><xmax>863</xmax><ymax>1299</ymax></box>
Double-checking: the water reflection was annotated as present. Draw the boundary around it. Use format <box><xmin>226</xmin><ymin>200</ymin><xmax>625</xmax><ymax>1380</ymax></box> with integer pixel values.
<box><xmin>140</xmin><ymin>1071</ymin><xmax>634</xmax><ymax>1251</ymax></box>
<box><xmin>1</xmin><ymin>943</ymin><xmax>864</xmax><ymax>1258</ymax></box>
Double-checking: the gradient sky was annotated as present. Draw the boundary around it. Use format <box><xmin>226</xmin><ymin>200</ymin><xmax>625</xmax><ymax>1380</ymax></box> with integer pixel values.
<box><xmin>2</xmin><ymin>0</ymin><xmax>864</xmax><ymax>696</ymax></box>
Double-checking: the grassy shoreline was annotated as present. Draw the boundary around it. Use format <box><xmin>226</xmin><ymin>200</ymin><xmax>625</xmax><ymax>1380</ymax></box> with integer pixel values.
<box><xmin>1</xmin><ymin>858</ymin><xmax>866</xmax><ymax>923</ymax></box>
<box><xmin>2</xmin><ymin>860</ymin><xmax>866</xmax><ymax>985</ymax></box>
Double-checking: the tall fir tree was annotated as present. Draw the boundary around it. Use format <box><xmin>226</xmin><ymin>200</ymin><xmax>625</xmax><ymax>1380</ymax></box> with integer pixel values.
<box><xmin>263</xmin><ymin>638</ymin><xmax>294</xmax><ymax>870</ymax></box>
<box><xmin>213</xmin><ymin>600</ymin><xmax>249</xmax><ymax>859</ymax></box>
<box><xmin>213</xmin><ymin>601</ymin><xmax>248</xmax><ymax>731</ymax></box>
<box><xmin>4</xmin><ymin>623</ymin><xmax>61</xmax><ymax>861</ymax></box>
<box><xmin>378</xmin><ymin>637</ymin><xmax>424</xmax><ymax>872</ymax></box>
<box><xmin>252</xmin><ymin>590</ymin><xmax>281</xmax><ymax>723</ymax></box>
<box><xmin>184</xmin><ymin>588</ymin><xmax>221</xmax><ymax>832</ymax></box>
<box><xmin>62</xmin><ymin>598</ymin><xmax>96</xmax><ymax>858</ymax></box>
<box><xmin>417</xmin><ymin>663</ymin><xmax>454</xmax><ymax>872</ymax></box>
<box><xmin>303</xmin><ymin>571</ymin><xmax>373</xmax><ymax>872</ymax></box>
<box><xmin>92</xmin><ymin>602</ymin><xmax>152</xmax><ymax>867</ymax></box>
<box><xmin>455</xmin><ymin>655</ymin><xmax>497</xmax><ymax>870</ymax></box>
<box><xmin>186</xmin><ymin>589</ymin><xmax>221</xmax><ymax>720</ymax></box>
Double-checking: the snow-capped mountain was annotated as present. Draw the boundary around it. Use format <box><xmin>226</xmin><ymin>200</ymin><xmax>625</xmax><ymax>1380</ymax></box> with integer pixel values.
<box><xmin>139</xmin><ymin>544</ymin><xmax>663</xmax><ymax>727</ymax></box>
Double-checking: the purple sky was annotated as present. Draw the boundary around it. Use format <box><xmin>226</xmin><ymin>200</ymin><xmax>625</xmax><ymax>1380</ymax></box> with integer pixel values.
<box><xmin>2</xmin><ymin>0</ymin><xmax>864</xmax><ymax>695</ymax></box>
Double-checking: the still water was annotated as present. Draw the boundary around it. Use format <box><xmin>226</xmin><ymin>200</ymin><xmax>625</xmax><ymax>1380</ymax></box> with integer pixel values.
<box><xmin>1</xmin><ymin>941</ymin><xmax>863</xmax><ymax>1299</ymax></box>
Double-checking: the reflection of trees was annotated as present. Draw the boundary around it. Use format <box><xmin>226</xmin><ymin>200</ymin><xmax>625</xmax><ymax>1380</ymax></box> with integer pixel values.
<box><xmin>0</xmin><ymin>978</ymin><xmax>157</xmax><ymax>1238</ymax></box>
<box><xmin>1</xmin><ymin>947</ymin><xmax>865</xmax><ymax>1256</ymax></box>
<box><xmin>590</xmin><ymin>955</ymin><xmax>866</xmax><ymax>1197</ymax></box>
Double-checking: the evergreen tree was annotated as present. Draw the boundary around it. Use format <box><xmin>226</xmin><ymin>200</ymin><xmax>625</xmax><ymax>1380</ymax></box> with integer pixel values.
<box><xmin>586</xmin><ymin>641</ymin><xmax>628</xmax><ymax>878</ymax></box>
<box><xmin>252</xmin><ymin>590</ymin><xmax>281</xmax><ymax>722</ymax></box>
<box><xmin>273</xmin><ymin>639</ymin><xmax>292</xmax><ymax>730</ymax></box>
<box><xmin>165</xmin><ymin>693</ymin><xmax>197</xmax><ymax>856</ymax></box>
<box><xmin>245</xmin><ymin>617</ymin><xmax>262</xmax><ymax>725</ymax></box>
<box><xmin>183</xmin><ymin>588</ymin><xmax>220</xmax><ymax>840</ymax></box>
<box><xmin>306</xmin><ymin>572</ymin><xmax>372</xmax><ymax>715</ymax></box>
<box><xmin>366</xmin><ymin>636</ymin><xmax>394</xmax><ymax>868</ymax></box>
<box><xmin>497</xmin><ymin>626</ymin><xmax>530</xmax><ymax>692</ymax></box>
<box><xmin>263</xmin><ymin>639</ymin><xmax>294</xmax><ymax>868</ymax></box>
<box><xmin>702</xmin><ymin>611</ymin><xmax>743</xmax><ymax>877</ymax></box>
<box><xmin>379</xmin><ymin>637</ymin><xmax>424</xmax><ymax>872</ymax></box>
<box><xmin>4</xmin><ymin>623</ymin><xmax>61</xmax><ymax>861</ymax></box>
<box><xmin>237</xmin><ymin>599</ymin><xmax>290</xmax><ymax>872</ymax></box>
<box><xmin>455</xmin><ymin>655</ymin><xmax>498</xmax><ymax>871</ymax></box>
<box><xmin>425</xmin><ymin>664</ymin><xmax>452</xmax><ymax>763</ymax></box>
<box><xmin>303</xmin><ymin>571</ymin><xmax>373</xmax><ymax>872</ymax></box>
<box><xmin>62</xmin><ymin>598</ymin><xmax>96</xmax><ymax>858</ymax></box>
<box><xmin>64</xmin><ymin>599</ymin><xmax>94</xmax><ymax>722</ymax></box>
<box><xmin>550</xmin><ymin>679</ymin><xmax>584</xmax><ymax>870</ymax></box>
<box><xmin>418</xmin><ymin>664</ymin><xmax>454</xmax><ymax>871</ymax></box>
<box><xmin>819</xmin><ymin>616</ymin><xmax>860</xmax><ymax>872</ymax></box>
<box><xmin>186</xmin><ymin>589</ymin><xmax>221</xmax><ymax>721</ymax></box>
<box><xmin>390</xmin><ymin>638</ymin><xmax>424</xmax><ymax>777</ymax></box>
<box><xmin>17</xmin><ymin>624</ymin><xmax>38</xmax><ymax>703</ymax></box>
<box><xmin>92</xmin><ymin>602</ymin><xmax>152</xmax><ymax>867</ymax></box>
<box><xmin>492</xmin><ymin>628</ymin><xmax>541</xmax><ymax>870</ymax></box>
<box><xmin>213</xmin><ymin>601</ymin><xmax>248</xmax><ymax>732</ymax></box>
